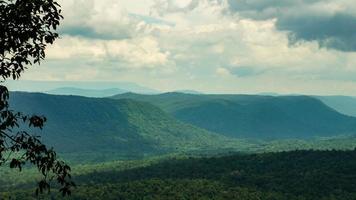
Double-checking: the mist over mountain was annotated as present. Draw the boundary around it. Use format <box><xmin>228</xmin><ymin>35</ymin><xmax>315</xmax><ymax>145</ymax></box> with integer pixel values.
<box><xmin>113</xmin><ymin>92</ymin><xmax>356</xmax><ymax>139</ymax></box>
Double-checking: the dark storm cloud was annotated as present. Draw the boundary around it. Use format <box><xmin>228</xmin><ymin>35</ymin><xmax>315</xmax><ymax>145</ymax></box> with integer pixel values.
<box><xmin>278</xmin><ymin>13</ymin><xmax>356</xmax><ymax>52</ymax></box>
<box><xmin>225</xmin><ymin>0</ymin><xmax>356</xmax><ymax>52</ymax></box>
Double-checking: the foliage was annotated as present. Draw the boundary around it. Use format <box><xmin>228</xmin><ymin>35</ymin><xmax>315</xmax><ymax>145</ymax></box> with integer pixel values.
<box><xmin>0</xmin><ymin>0</ymin><xmax>61</xmax><ymax>79</ymax></box>
<box><xmin>0</xmin><ymin>0</ymin><xmax>74</xmax><ymax>196</ymax></box>
<box><xmin>2</xmin><ymin>150</ymin><xmax>356</xmax><ymax>199</ymax></box>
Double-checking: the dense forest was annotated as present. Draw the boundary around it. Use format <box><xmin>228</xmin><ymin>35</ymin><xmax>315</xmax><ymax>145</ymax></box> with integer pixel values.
<box><xmin>1</xmin><ymin>150</ymin><xmax>356</xmax><ymax>199</ymax></box>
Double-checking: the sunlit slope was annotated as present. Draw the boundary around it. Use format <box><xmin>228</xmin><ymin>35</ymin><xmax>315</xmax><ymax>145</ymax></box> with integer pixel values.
<box><xmin>113</xmin><ymin>93</ymin><xmax>356</xmax><ymax>139</ymax></box>
<box><xmin>9</xmin><ymin>92</ymin><xmax>242</xmax><ymax>157</ymax></box>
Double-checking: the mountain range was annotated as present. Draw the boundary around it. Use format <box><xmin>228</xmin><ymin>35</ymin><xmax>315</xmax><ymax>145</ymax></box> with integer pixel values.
<box><xmin>113</xmin><ymin>92</ymin><xmax>356</xmax><ymax>139</ymax></box>
<box><xmin>9</xmin><ymin>92</ymin><xmax>242</xmax><ymax>161</ymax></box>
<box><xmin>6</xmin><ymin>91</ymin><xmax>356</xmax><ymax>162</ymax></box>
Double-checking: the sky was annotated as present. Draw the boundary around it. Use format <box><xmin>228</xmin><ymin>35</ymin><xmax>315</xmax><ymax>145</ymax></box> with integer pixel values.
<box><xmin>19</xmin><ymin>0</ymin><xmax>356</xmax><ymax>95</ymax></box>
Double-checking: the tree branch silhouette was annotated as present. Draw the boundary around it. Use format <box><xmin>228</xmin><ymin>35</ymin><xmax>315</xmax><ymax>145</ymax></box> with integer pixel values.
<box><xmin>0</xmin><ymin>0</ymin><xmax>74</xmax><ymax>196</ymax></box>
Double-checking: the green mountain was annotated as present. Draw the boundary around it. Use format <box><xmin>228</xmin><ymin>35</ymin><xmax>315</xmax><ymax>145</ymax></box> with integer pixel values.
<box><xmin>112</xmin><ymin>93</ymin><xmax>356</xmax><ymax>139</ymax></box>
<box><xmin>46</xmin><ymin>87</ymin><xmax>128</xmax><ymax>97</ymax></box>
<box><xmin>8</xmin><ymin>92</ymin><xmax>244</xmax><ymax>161</ymax></box>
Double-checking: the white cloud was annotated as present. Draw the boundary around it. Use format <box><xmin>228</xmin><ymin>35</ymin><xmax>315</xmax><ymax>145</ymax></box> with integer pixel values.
<box><xmin>105</xmin><ymin>37</ymin><xmax>171</xmax><ymax>68</ymax></box>
<box><xmin>20</xmin><ymin>0</ymin><xmax>356</xmax><ymax>95</ymax></box>
<box><xmin>58</xmin><ymin>0</ymin><xmax>155</xmax><ymax>39</ymax></box>
<box><xmin>47</xmin><ymin>36</ymin><xmax>171</xmax><ymax>69</ymax></box>
<box><xmin>216</xmin><ymin>67</ymin><xmax>231</xmax><ymax>76</ymax></box>
<box><xmin>46</xmin><ymin>36</ymin><xmax>105</xmax><ymax>59</ymax></box>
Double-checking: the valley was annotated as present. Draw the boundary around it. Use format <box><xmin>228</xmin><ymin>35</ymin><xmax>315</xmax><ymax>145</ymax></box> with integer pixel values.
<box><xmin>2</xmin><ymin>91</ymin><xmax>356</xmax><ymax>199</ymax></box>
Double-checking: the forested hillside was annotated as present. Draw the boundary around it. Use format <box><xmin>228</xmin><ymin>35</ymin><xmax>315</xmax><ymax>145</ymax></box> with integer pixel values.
<box><xmin>113</xmin><ymin>93</ymin><xmax>356</xmax><ymax>139</ymax></box>
<box><xmin>9</xmin><ymin>92</ymin><xmax>246</xmax><ymax>162</ymax></box>
<box><xmin>2</xmin><ymin>150</ymin><xmax>356</xmax><ymax>200</ymax></box>
<box><xmin>6</xmin><ymin>92</ymin><xmax>356</xmax><ymax>163</ymax></box>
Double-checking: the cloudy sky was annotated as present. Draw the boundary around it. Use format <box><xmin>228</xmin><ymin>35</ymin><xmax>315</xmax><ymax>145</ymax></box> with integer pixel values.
<box><xmin>20</xmin><ymin>0</ymin><xmax>356</xmax><ymax>95</ymax></box>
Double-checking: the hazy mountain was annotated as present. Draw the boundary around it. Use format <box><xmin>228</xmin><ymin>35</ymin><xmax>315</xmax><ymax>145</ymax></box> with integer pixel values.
<box><xmin>8</xmin><ymin>92</ymin><xmax>242</xmax><ymax>160</ymax></box>
<box><xmin>5</xmin><ymin>80</ymin><xmax>160</xmax><ymax>94</ymax></box>
<box><xmin>257</xmin><ymin>92</ymin><xmax>279</xmax><ymax>96</ymax></box>
<box><xmin>316</xmin><ymin>96</ymin><xmax>356</xmax><ymax>117</ymax></box>
<box><xmin>173</xmin><ymin>90</ymin><xmax>203</xmax><ymax>94</ymax></box>
<box><xmin>113</xmin><ymin>93</ymin><xmax>356</xmax><ymax>139</ymax></box>
<box><xmin>47</xmin><ymin>87</ymin><xmax>127</xmax><ymax>97</ymax></box>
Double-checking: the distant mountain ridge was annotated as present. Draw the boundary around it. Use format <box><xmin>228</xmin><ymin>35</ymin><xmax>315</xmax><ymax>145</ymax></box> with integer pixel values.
<box><xmin>5</xmin><ymin>80</ymin><xmax>160</xmax><ymax>95</ymax></box>
<box><xmin>173</xmin><ymin>90</ymin><xmax>203</xmax><ymax>94</ymax></box>
<box><xmin>113</xmin><ymin>93</ymin><xmax>356</xmax><ymax>139</ymax></box>
<box><xmin>46</xmin><ymin>87</ymin><xmax>127</xmax><ymax>97</ymax></box>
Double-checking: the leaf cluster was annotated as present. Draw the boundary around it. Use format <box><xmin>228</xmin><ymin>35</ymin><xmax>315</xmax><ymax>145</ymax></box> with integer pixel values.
<box><xmin>0</xmin><ymin>0</ymin><xmax>74</xmax><ymax>196</ymax></box>
<box><xmin>0</xmin><ymin>0</ymin><xmax>62</xmax><ymax>79</ymax></box>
